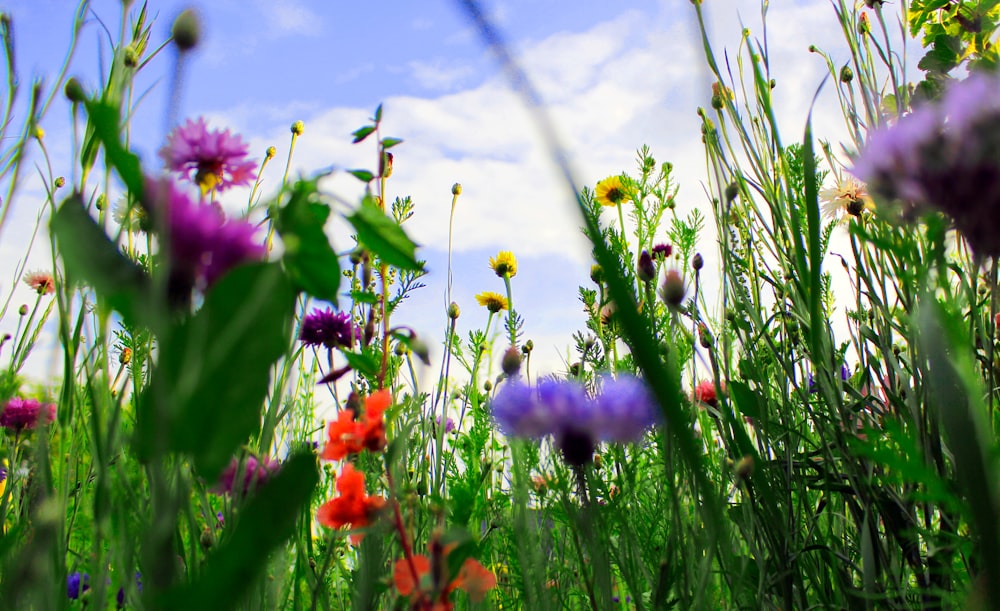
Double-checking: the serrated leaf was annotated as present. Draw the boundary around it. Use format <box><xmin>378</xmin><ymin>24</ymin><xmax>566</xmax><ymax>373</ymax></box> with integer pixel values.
<box><xmin>347</xmin><ymin>169</ymin><xmax>375</xmax><ymax>183</ymax></box>
<box><xmin>51</xmin><ymin>194</ymin><xmax>152</xmax><ymax>326</ymax></box>
<box><xmin>275</xmin><ymin>177</ymin><xmax>341</xmax><ymax>305</ymax></box>
<box><xmin>350</xmin><ymin>290</ymin><xmax>378</xmax><ymax>304</ymax></box>
<box><xmin>347</xmin><ymin>197</ymin><xmax>422</xmax><ymax>271</ymax></box>
<box><xmin>381</xmin><ymin>137</ymin><xmax>404</xmax><ymax>149</ymax></box>
<box><xmin>159</xmin><ymin>452</ymin><xmax>318</xmax><ymax>610</ymax></box>
<box><xmin>135</xmin><ymin>262</ymin><xmax>295</xmax><ymax>478</ymax></box>
<box><xmin>352</xmin><ymin>125</ymin><xmax>375</xmax><ymax>144</ymax></box>
<box><xmin>83</xmin><ymin>100</ymin><xmax>144</xmax><ymax>198</ymax></box>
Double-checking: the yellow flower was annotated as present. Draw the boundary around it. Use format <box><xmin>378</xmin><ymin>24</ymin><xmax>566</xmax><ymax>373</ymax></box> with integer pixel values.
<box><xmin>489</xmin><ymin>251</ymin><xmax>518</xmax><ymax>278</ymax></box>
<box><xmin>819</xmin><ymin>175</ymin><xmax>874</xmax><ymax>221</ymax></box>
<box><xmin>595</xmin><ymin>175</ymin><xmax>631</xmax><ymax>207</ymax></box>
<box><xmin>475</xmin><ymin>291</ymin><xmax>508</xmax><ymax>313</ymax></box>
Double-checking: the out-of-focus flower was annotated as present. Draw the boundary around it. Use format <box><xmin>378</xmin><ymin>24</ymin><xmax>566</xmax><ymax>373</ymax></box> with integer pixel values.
<box><xmin>851</xmin><ymin>71</ymin><xmax>1000</xmax><ymax>257</ymax></box>
<box><xmin>316</xmin><ymin>463</ymin><xmax>385</xmax><ymax>542</ymax></box>
<box><xmin>145</xmin><ymin>178</ymin><xmax>266</xmax><ymax>294</ymax></box>
<box><xmin>693</xmin><ymin>380</ymin><xmax>722</xmax><ymax>408</ymax></box>
<box><xmin>320</xmin><ymin>390</ymin><xmax>391</xmax><ymax>461</ymax></box>
<box><xmin>214</xmin><ymin>454</ymin><xmax>278</xmax><ymax>496</ymax></box>
<box><xmin>807</xmin><ymin>364</ymin><xmax>851</xmax><ymax>393</ymax></box>
<box><xmin>393</xmin><ymin>544</ymin><xmax>497</xmax><ymax>605</ymax></box>
<box><xmin>299</xmin><ymin>308</ymin><xmax>360</xmax><ymax>349</ymax></box>
<box><xmin>489</xmin><ymin>251</ymin><xmax>518</xmax><ymax>278</ymax></box>
<box><xmin>819</xmin><ymin>175</ymin><xmax>874</xmax><ymax>221</ymax></box>
<box><xmin>0</xmin><ymin>397</ymin><xmax>56</xmax><ymax>430</ymax></box>
<box><xmin>67</xmin><ymin>572</ymin><xmax>90</xmax><ymax>599</ymax></box>
<box><xmin>590</xmin><ymin>376</ymin><xmax>661</xmax><ymax>443</ymax></box>
<box><xmin>595</xmin><ymin>175</ymin><xmax>631</xmax><ymax>207</ymax></box>
<box><xmin>115</xmin><ymin>572</ymin><xmax>142</xmax><ymax>609</ymax></box>
<box><xmin>0</xmin><ymin>459</ymin><xmax>7</xmax><ymax>499</ymax></box>
<box><xmin>437</xmin><ymin>415</ymin><xmax>456</xmax><ymax>434</ymax></box>
<box><xmin>475</xmin><ymin>291</ymin><xmax>508</xmax><ymax>313</ymax></box>
<box><xmin>637</xmin><ymin>250</ymin><xmax>655</xmax><ymax>283</ymax></box>
<box><xmin>161</xmin><ymin>117</ymin><xmax>257</xmax><ymax>193</ymax></box>
<box><xmin>652</xmin><ymin>243</ymin><xmax>673</xmax><ymax>259</ymax></box>
<box><xmin>23</xmin><ymin>271</ymin><xmax>55</xmax><ymax>295</ymax></box>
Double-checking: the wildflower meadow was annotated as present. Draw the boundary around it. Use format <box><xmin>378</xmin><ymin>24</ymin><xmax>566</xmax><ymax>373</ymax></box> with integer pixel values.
<box><xmin>1</xmin><ymin>0</ymin><xmax>1000</xmax><ymax>609</ymax></box>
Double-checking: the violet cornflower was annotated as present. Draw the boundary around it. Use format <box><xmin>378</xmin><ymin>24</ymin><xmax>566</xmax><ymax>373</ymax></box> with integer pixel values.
<box><xmin>161</xmin><ymin>117</ymin><xmax>257</xmax><ymax>193</ymax></box>
<box><xmin>299</xmin><ymin>307</ymin><xmax>360</xmax><ymax>349</ymax></box>
<box><xmin>851</xmin><ymin>71</ymin><xmax>1000</xmax><ymax>258</ymax></box>
<box><xmin>67</xmin><ymin>572</ymin><xmax>89</xmax><ymax>599</ymax></box>
<box><xmin>214</xmin><ymin>454</ymin><xmax>278</xmax><ymax>496</ymax></box>
<box><xmin>1</xmin><ymin>397</ymin><xmax>56</xmax><ymax>431</ymax></box>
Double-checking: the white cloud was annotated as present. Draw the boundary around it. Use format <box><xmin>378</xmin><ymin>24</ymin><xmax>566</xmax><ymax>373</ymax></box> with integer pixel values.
<box><xmin>253</xmin><ymin>0</ymin><xmax>323</xmax><ymax>37</ymax></box>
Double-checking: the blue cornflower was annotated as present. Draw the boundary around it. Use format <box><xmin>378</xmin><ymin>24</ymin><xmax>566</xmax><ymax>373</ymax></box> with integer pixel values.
<box><xmin>67</xmin><ymin>572</ymin><xmax>89</xmax><ymax>599</ymax></box>
<box><xmin>807</xmin><ymin>364</ymin><xmax>850</xmax><ymax>393</ymax></box>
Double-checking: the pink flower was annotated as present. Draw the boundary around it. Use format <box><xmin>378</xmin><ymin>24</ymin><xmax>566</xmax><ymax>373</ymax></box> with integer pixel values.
<box><xmin>214</xmin><ymin>454</ymin><xmax>278</xmax><ymax>496</ymax></box>
<box><xmin>1</xmin><ymin>397</ymin><xmax>56</xmax><ymax>430</ymax></box>
<box><xmin>23</xmin><ymin>271</ymin><xmax>55</xmax><ymax>295</ymax></box>
<box><xmin>160</xmin><ymin>117</ymin><xmax>257</xmax><ymax>193</ymax></box>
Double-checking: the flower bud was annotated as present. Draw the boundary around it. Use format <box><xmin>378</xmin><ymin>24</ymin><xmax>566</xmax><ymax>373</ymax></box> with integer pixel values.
<box><xmin>693</xmin><ymin>253</ymin><xmax>704</xmax><ymax>271</ymax></box>
<box><xmin>452</xmin><ymin>183</ymin><xmax>462</xmax><ymax>195</ymax></box>
<box><xmin>839</xmin><ymin>65</ymin><xmax>854</xmax><ymax>83</ymax></box>
<box><xmin>484</xmin><ymin>380</ymin><xmax>493</xmax><ymax>392</ymax></box>
<box><xmin>501</xmin><ymin>346</ymin><xmax>522</xmax><ymax>377</ymax></box>
<box><xmin>735</xmin><ymin>455</ymin><xmax>755</xmax><ymax>479</ymax></box>
<box><xmin>18</xmin><ymin>304</ymin><xmax>28</xmax><ymax>316</ymax></box>
<box><xmin>265</xmin><ymin>146</ymin><xmax>276</xmax><ymax>159</ymax></box>
<box><xmin>660</xmin><ymin>270</ymin><xmax>686</xmax><ymax>307</ymax></box>
<box><xmin>291</xmin><ymin>120</ymin><xmax>305</xmax><ymax>136</ymax></box>
<box><xmin>64</xmin><ymin>77</ymin><xmax>86</xmax><ymax>103</ymax></box>
<box><xmin>448</xmin><ymin>302</ymin><xmax>460</xmax><ymax>320</ymax></box>
<box><xmin>120</xmin><ymin>347</ymin><xmax>132</xmax><ymax>365</ymax></box>
<box><xmin>123</xmin><ymin>45</ymin><xmax>139</xmax><ymax>68</ymax></box>
<box><xmin>54</xmin><ymin>177</ymin><xmax>65</xmax><ymax>189</ymax></box>
<box><xmin>409</xmin><ymin>335</ymin><xmax>430</xmax><ymax>365</ymax></box>
<box><xmin>637</xmin><ymin>250</ymin><xmax>655</xmax><ymax>283</ymax></box>
<box><xmin>171</xmin><ymin>9</ymin><xmax>201</xmax><ymax>52</ymax></box>
<box><xmin>590</xmin><ymin>264</ymin><xmax>604</xmax><ymax>284</ymax></box>
<box><xmin>725</xmin><ymin>182</ymin><xmax>739</xmax><ymax>202</ymax></box>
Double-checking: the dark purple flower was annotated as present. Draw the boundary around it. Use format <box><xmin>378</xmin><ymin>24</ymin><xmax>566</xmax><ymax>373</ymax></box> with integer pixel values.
<box><xmin>116</xmin><ymin>572</ymin><xmax>142</xmax><ymax>608</ymax></box>
<box><xmin>67</xmin><ymin>572</ymin><xmax>89</xmax><ymax>599</ymax></box>
<box><xmin>161</xmin><ymin>117</ymin><xmax>257</xmax><ymax>193</ymax></box>
<box><xmin>651</xmin><ymin>243</ymin><xmax>673</xmax><ymax>259</ymax></box>
<box><xmin>299</xmin><ymin>307</ymin><xmax>360</xmax><ymax>349</ymax></box>
<box><xmin>637</xmin><ymin>250</ymin><xmax>655</xmax><ymax>283</ymax></box>
<box><xmin>214</xmin><ymin>454</ymin><xmax>278</xmax><ymax>496</ymax></box>
<box><xmin>1</xmin><ymin>397</ymin><xmax>56</xmax><ymax>430</ymax></box>
<box><xmin>851</xmin><ymin>72</ymin><xmax>1000</xmax><ymax>257</ymax></box>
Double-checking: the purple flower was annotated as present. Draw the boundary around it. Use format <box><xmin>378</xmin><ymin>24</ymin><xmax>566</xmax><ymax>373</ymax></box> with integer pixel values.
<box><xmin>807</xmin><ymin>364</ymin><xmax>850</xmax><ymax>393</ymax></box>
<box><xmin>852</xmin><ymin>72</ymin><xmax>1000</xmax><ymax>257</ymax></box>
<box><xmin>590</xmin><ymin>375</ymin><xmax>661</xmax><ymax>443</ymax></box>
<box><xmin>214</xmin><ymin>454</ymin><xmax>278</xmax><ymax>496</ymax></box>
<box><xmin>116</xmin><ymin>572</ymin><xmax>142</xmax><ymax>608</ymax></box>
<box><xmin>436</xmin><ymin>415</ymin><xmax>456</xmax><ymax>433</ymax></box>
<box><xmin>146</xmin><ymin>178</ymin><xmax>266</xmax><ymax>294</ymax></box>
<box><xmin>651</xmin><ymin>243</ymin><xmax>673</xmax><ymax>259</ymax></box>
<box><xmin>1</xmin><ymin>397</ymin><xmax>56</xmax><ymax>430</ymax></box>
<box><xmin>67</xmin><ymin>572</ymin><xmax>89</xmax><ymax>599</ymax></box>
<box><xmin>161</xmin><ymin>117</ymin><xmax>257</xmax><ymax>193</ymax></box>
<box><xmin>299</xmin><ymin>307</ymin><xmax>360</xmax><ymax>349</ymax></box>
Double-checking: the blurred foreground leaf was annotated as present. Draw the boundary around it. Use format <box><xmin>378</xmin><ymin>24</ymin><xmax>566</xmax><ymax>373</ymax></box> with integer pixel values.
<box><xmin>275</xmin><ymin>177</ymin><xmax>342</xmax><ymax>305</ymax></box>
<box><xmin>348</xmin><ymin>196</ymin><xmax>422</xmax><ymax>271</ymax></box>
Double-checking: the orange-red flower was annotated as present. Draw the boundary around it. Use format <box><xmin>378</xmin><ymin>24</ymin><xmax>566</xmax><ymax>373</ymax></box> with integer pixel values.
<box><xmin>393</xmin><ymin>545</ymin><xmax>497</xmax><ymax>609</ymax></box>
<box><xmin>320</xmin><ymin>390</ymin><xmax>391</xmax><ymax>460</ymax></box>
<box><xmin>316</xmin><ymin>463</ymin><xmax>385</xmax><ymax>542</ymax></box>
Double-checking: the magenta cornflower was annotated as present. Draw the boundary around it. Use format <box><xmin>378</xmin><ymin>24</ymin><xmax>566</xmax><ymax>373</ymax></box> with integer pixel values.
<box><xmin>214</xmin><ymin>454</ymin><xmax>278</xmax><ymax>496</ymax></box>
<box><xmin>851</xmin><ymin>72</ymin><xmax>1000</xmax><ymax>257</ymax></box>
<box><xmin>299</xmin><ymin>307</ymin><xmax>360</xmax><ymax>349</ymax></box>
<box><xmin>1</xmin><ymin>397</ymin><xmax>57</xmax><ymax>430</ymax></box>
<box><xmin>651</xmin><ymin>243</ymin><xmax>673</xmax><ymax>259</ymax></box>
<box><xmin>161</xmin><ymin>117</ymin><xmax>257</xmax><ymax>193</ymax></box>
<box><xmin>146</xmin><ymin>178</ymin><xmax>266</xmax><ymax>294</ymax></box>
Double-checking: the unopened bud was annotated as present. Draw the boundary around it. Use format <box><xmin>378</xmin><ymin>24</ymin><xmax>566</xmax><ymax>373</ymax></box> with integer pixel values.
<box><xmin>32</xmin><ymin>126</ymin><xmax>45</xmax><ymax>140</ymax></box>
<box><xmin>120</xmin><ymin>347</ymin><xmax>132</xmax><ymax>365</ymax></box>
<box><xmin>735</xmin><ymin>455</ymin><xmax>754</xmax><ymax>479</ymax></box>
<box><xmin>171</xmin><ymin>9</ymin><xmax>201</xmax><ymax>52</ymax></box>
<box><xmin>448</xmin><ymin>302</ymin><xmax>460</xmax><ymax>320</ymax></box>
<box><xmin>637</xmin><ymin>250</ymin><xmax>655</xmax><ymax>283</ymax></box>
<box><xmin>96</xmin><ymin>194</ymin><xmax>106</xmax><ymax>211</ymax></box>
<box><xmin>693</xmin><ymin>253</ymin><xmax>704</xmax><ymax>271</ymax></box>
<box><xmin>484</xmin><ymin>380</ymin><xmax>492</xmax><ymax>392</ymax></box>
<box><xmin>590</xmin><ymin>264</ymin><xmax>604</xmax><ymax>284</ymax></box>
<box><xmin>18</xmin><ymin>304</ymin><xmax>28</xmax><ymax>316</ymax></box>
<box><xmin>64</xmin><ymin>77</ymin><xmax>86</xmax><ymax>103</ymax></box>
<box><xmin>291</xmin><ymin>120</ymin><xmax>305</xmax><ymax>136</ymax></box>
<box><xmin>698</xmin><ymin>324</ymin><xmax>713</xmax><ymax>348</ymax></box>
<box><xmin>501</xmin><ymin>346</ymin><xmax>522</xmax><ymax>377</ymax></box>
<box><xmin>54</xmin><ymin>177</ymin><xmax>65</xmax><ymax>189</ymax></box>
<box><xmin>451</xmin><ymin>183</ymin><xmax>462</xmax><ymax>195</ymax></box>
<box><xmin>410</xmin><ymin>335</ymin><xmax>430</xmax><ymax>365</ymax></box>
<box><xmin>660</xmin><ymin>270</ymin><xmax>686</xmax><ymax>307</ymax></box>
<box><xmin>380</xmin><ymin>151</ymin><xmax>393</xmax><ymax>178</ymax></box>
<box><xmin>725</xmin><ymin>182</ymin><xmax>739</xmax><ymax>202</ymax></box>
<box><xmin>839</xmin><ymin>65</ymin><xmax>854</xmax><ymax>83</ymax></box>
<box><xmin>265</xmin><ymin>146</ymin><xmax>276</xmax><ymax>159</ymax></box>
<box><xmin>123</xmin><ymin>45</ymin><xmax>139</xmax><ymax>67</ymax></box>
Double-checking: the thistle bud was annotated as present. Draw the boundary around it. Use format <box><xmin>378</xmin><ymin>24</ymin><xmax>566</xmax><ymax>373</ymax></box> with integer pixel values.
<box><xmin>637</xmin><ymin>250</ymin><xmax>655</xmax><ymax>283</ymax></box>
<box><xmin>693</xmin><ymin>253</ymin><xmax>704</xmax><ymax>271</ymax></box>
<box><xmin>501</xmin><ymin>346</ymin><xmax>522</xmax><ymax>377</ymax></box>
<box><xmin>660</xmin><ymin>270</ymin><xmax>686</xmax><ymax>307</ymax></box>
<box><xmin>64</xmin><ymin>77</ymin><xmax>86</xmax><ymax>103</ymax></box>
<box><xmin>171</xmin><ymin>9</ymin><xmax>201</xmax><ymax>52</ymax></box>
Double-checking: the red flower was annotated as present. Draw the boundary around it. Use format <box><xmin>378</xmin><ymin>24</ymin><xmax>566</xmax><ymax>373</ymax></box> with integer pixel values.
<box><xmin>316</xmin><ymin>464</ymin><xmax>385</xmax><ymax>542</ymax></box>
<box><xmin>393</xmin><ymin>545</ymin><xmax>497</xmax><ymax>608</ymax></box>
<box><xmin>693</xmin><ymin>380</ymin><xmax>720</xmax><ymax>408</ymax></box>
<box><xmin>320</xmin><ymin>390</ymin><xmax>391</xmax><ymax>460</ymax></box>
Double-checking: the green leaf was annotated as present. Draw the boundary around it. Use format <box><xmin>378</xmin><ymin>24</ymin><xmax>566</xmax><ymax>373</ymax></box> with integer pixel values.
<box><xmin>727</xmin><ymin>380</ymin><xmax>763</xmax><ymax>420</ymax></box>
<box><xmin>159</xmin><ymin>452</ymin><xmax>318</xmax><ymax>610</ymax></box>
<box><xmin>347</xmin><ymin>196</ymin><xmax>422</xmax><ymax>271</ymax></box>
<box><xmin>51</xmin><ymin>194</ymin><xmax>152</xmax><ymax>326</ymax></box>
<box><xmin>83</xmin><ymin>100</ymin><xmax>144</xmax><ymax>198</ymax></box>
<box><xmin>135</xmin><ymin>262</ymin><xmax>295</xmax><ymax>478</ymax></box>
<box><xmin>274</xmin><ymin>177</ymin><xmax>342</xmax><ymax>305</ymax></box>
<box><xmin>341</xmin><ymin>349</ymin><xmax>380</xmax><ymax>378</ymax></box>
<box><xmin>352</xmin><ymin>125</ymin><xmax>375</xmax><ymax>144</ymax></box>
<box><xmin>347</xmin><ymin>169</ymin><xmax>375</xmax><ymax>183</ymax></box>
<box><xmin>380</xmin><ymin>137</ymin><xmax>404</xmax><ymax>149</ymax></box>
<box><xmin>373</xmin><ymin>103</ymin><xmax>383</xmax><ymax>123</ymax></box>
<box><xmin>349</xmin><ymin>290</ymin><xmax>378</xmax><ymax>304</ymax></box>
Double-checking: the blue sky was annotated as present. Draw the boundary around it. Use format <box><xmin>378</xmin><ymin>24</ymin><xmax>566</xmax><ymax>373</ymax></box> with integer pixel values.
<box><xmin>1</xmin><ymin>0</ymin><xmax>867</xmax><ymax>383</ymax></box>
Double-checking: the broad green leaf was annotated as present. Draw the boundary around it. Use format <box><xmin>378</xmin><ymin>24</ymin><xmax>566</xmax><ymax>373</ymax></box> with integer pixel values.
<box><xmin>727</xmin><ymin>380</ymin><xmax>763</xmax><ymax>420</ymax></box>
<box><xmin>347</xmin><ymin>196</ymin><xmax>422</xmax><ymax>271</ymax></box>
<box><xmin>158</xmin><ymin>452</ymin><xmax>318</xmax><ymax>610</ymax></box>
<box><xmin>83</xmin><ymin>100</ymin><xmax>144</xmax><ymax>198</ymax></box>
<box><xmin>135</xmin><ymin>262</ymin><xmax>295</xmax><ymax>478</ymax></box>
<box><xmin>347</xmin><ymin>169</ymin><xmax>375</xmax><ymax>183</ymax></box>
<box><xmin>51</xmin><ymin>194</ymin><xmax>152</xmax><ymax>326</ymax></box>
<box><xmin>275</xmin><ymin>178</ymin><xmax>342</xmax><ymax>305</ymax></box>
<box><xmin>381</xmin><ymin>137</ymin><xmax>404</xmax><ymax>149</ymax></box>
<box><xmin>341</xmin><ymin>349</ymin><xmax>380</xmax><ymax>378</ymax></box>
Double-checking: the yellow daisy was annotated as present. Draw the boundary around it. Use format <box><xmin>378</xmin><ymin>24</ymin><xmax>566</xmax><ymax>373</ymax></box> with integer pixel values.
<box><xmin>595</xmin><ymin>175</ymin><xmax>631</xmax><ymax>207</ymax></box>
<box><xmin>819</xmin><ymin>175</ymin><xmax>874</xmax><ymax>221</ymax></box>
<box><xmin>475</xmin><ymin>291</ymin><xmax>509</xmax><ymax>313</ymax></box>
<box><xmin>489</xmin><ymin>251</ymin><xmax>518</xmax><ymax>278</ymax></box>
